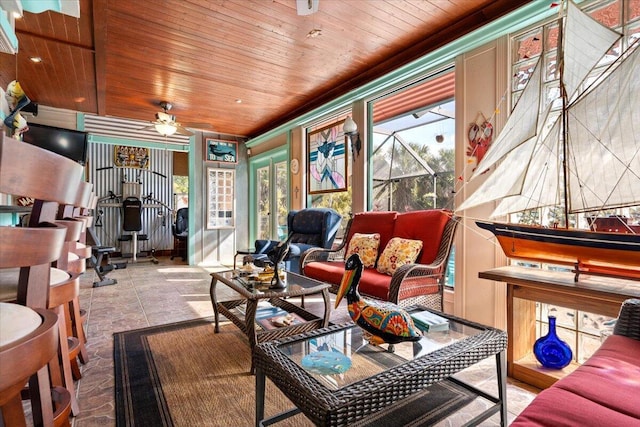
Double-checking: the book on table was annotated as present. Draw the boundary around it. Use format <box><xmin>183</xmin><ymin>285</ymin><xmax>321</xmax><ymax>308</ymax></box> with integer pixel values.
<box><xmin>411</xmin><ymin>310</ymin><xmax>449</xmax><ymax>332</ymax></box>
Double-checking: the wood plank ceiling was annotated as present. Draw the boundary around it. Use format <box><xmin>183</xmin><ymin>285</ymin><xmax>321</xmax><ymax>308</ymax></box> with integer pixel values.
<box><xmin>0</xmin><ymin>0</ymin><xmax>530</xmax><ymax>139</ymax></box>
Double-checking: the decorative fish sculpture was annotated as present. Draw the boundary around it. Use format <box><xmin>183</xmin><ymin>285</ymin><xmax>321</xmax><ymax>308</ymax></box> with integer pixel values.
<box><xmin>335</xmin><ymin>253</ymin><xmax>422</xmax><ymax>345</ymax></box>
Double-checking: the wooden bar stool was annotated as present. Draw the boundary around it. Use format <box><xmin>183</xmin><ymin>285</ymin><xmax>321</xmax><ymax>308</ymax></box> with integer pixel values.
<box><xmin>50</xmin><ymin>219</ymin><xmax>88</xmax><ymax>379</ymax></box>
<box><xmin>62</xmin><ymin>182</ymin><xmax>94</xmax><ymax>263</ymax></box>
<box><xmin>0</xmin><ymin>227</ymin><xmax>80</xmax><ymax>418</ymax></box>
<box><xmin>0</xmin><ymin>303</ymin><xmax>71</xmax><ymax>427</ymax></box>
<box><xmin>54</xmin><ymin>220</ymin><xmax>85</xmax><ymax>276</ymax></box>
<box><xmin>48</xmin><ymin>271</ymin><xmax>85</xmax><ymax>382</ymax></box>
<box><xmin>0</xmin><ymin>134</ymin><xmax>85</xmax><ymax>421</ymax></box>
<box><xmin>60</xmin><ymin>186</ymin><xmax>96</xmax><ymax>362</ymax></box>
<box><xmin>0</xmin><ymin>225</ymin><xmax>72</xmax><ymax>427</ymax></box>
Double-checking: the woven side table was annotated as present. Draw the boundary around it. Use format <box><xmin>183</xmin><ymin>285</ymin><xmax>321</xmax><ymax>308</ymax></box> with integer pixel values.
<box><xmin>210</xmin><ymin>269</ymin><xmax>331</xmax><ymax>373</ymax></box>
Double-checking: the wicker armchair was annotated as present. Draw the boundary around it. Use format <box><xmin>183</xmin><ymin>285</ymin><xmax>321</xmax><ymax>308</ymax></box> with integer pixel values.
<box><xmin>301</xmin><ymin>210</ymin><xmax>459</xmax><ymax>310</ymax></box>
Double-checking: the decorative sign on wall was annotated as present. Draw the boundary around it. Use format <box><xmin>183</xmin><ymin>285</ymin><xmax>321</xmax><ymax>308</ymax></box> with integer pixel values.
<box><xmin>114</xmin><ymin>145</ymin><xmax>150</xmax><ymax>169</ymax></box>
<box><xmin>307</xmin><ymin>121</ymin><xmax>347</xmax><ymax>194</ymax></box>
<box><xmin>466</xmin><ymin>113</ymin><xmax>493</xmax><ymax>174</ymax></box>
<box><xmin>206</xmin><ymin>139</ymin><xmax>237</xmax><ymax>163</ymax></box>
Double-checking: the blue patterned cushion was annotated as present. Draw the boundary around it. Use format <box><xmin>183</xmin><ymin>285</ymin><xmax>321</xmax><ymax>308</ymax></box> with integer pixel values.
<box><xmin>291</xmin><ymin>210</ymin><xmax>327</xmax><ymax>234</ymax></box>
<box><xmin>290</xmin><ymin>233</ymin><xmax>322</xmax><ymax>246</ymax></box>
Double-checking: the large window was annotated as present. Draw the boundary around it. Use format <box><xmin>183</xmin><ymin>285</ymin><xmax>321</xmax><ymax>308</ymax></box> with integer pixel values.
<box><xmin>509</xmin><ymin>0</ymin><xmax>640</xmax><ymax>364</ymax></box>
<box><xmin>370</xmin><ymin>70</ymin><xmax>455</xmax><ymax>213</ymax></box>
<box><xmin>510</xmin><ymin>0</ymin><xmax>640</xmax><ymax>229</ymax></box>
<box><xmin>369</xmin><ymin>69</ymin><xmax>456</xmax><ymax>287</ymax></box>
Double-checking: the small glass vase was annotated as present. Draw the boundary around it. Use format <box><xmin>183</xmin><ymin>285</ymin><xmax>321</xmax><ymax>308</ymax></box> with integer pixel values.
<box><xmin>533</xmin><ymin>315</ymin><xmax>573</xmax><ymax>369</ymax></box>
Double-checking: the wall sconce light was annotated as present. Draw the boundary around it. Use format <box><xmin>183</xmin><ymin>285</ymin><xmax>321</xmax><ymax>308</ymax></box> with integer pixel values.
<box><xmin>246</xmin><ymin>147</ymin><xmax>252</xmax><ymax>156</ymax></box>
<box><xmin>343</xmin><ymin>116</ymin><xmax>361</xmax><ymax>161</ymax></box>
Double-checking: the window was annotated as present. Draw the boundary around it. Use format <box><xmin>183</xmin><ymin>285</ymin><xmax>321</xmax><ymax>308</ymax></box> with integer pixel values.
<box><xmin>509</xmin><ymin>0</ymin><xmax>640</xmax><ymax>360</ymax></box>
<box><xmin>207</xmin><ymin>168</ymin><xmax>234</xmax><ymax>229</ymax></box>
<box><xmin>370</xmin><ymin>70</ymin><xmax>455</xmax><ymax>213</ymax></box>
<box><xmin>509</xmin><ymin>0</ymin><xmax>640</xmax><ymax>229</ymax></box>
<box><xmin>369</xmin><ymin>70</ymin><xmax>456</xmax><ymax>288</ymax></box>
<box><xmin>173</xmin><ymin>175</ymin><xmax>188</xmax><ymax>210</ymax></box>
<box><xmin>249</xmin><ymin>147</ymin><xmax>288</xmax><ymax>242</ymax></box>
<box><xmin>536</xmin><ymin>302</ymin><xmax>616</xmax><ymax>364</ymax></box>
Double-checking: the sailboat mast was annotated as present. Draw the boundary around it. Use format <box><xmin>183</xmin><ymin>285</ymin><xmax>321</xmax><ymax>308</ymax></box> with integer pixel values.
<box><xmin>558</xmin><ymin>2</ymin><xmax>570</xmax><ymax>228</ymax></box>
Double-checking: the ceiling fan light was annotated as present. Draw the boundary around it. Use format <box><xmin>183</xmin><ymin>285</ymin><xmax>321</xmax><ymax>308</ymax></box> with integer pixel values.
<box><xmin>155</xmin><ymin>122</ymin><xmax>177</xmax><ymax>136</ymax></box>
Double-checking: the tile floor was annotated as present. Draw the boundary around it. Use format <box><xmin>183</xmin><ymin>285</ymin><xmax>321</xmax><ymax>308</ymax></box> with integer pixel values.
<box><xmin>71</xmin><ymin>256</ymin><xmax>538</xmax><ymax>426</ymax></box>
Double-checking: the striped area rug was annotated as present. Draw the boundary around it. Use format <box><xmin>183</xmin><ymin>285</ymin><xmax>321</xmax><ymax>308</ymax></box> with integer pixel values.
<box><xmin>114</xmin><ymin>319</ymin><xmax>475</xmax><ymax>426</ymax></box>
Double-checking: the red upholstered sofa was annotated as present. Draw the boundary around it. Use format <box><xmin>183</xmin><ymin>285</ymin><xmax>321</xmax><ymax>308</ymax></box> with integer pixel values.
<box><xmin>300</xmin><ymin>209</ymin><xmax>458</xmax><ymax>309</ymax></box>
<box><xmin>512</xmin><ymin>298</ymin><xmax>640</xmax><ymax>426</ymax></box>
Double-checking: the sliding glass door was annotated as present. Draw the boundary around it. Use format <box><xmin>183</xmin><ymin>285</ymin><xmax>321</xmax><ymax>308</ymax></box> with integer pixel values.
<box><xmin>249</xmin><ymin>147</ymin><xmax>289</xmax><ymax>243</ymax></box>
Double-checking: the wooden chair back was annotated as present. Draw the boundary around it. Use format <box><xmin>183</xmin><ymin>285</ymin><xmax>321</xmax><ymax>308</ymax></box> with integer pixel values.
<box><xmin>0</xmin><ymin>134</ymin><xmax>84</xmax><ymax>308</ymax></box>
<box><xmin>1</xmin><ymin>134</ymin><xmax>84</xmax><ymax>225</ymax></box>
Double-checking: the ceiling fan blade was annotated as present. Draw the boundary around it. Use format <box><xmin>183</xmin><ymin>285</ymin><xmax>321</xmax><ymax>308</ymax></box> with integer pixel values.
<box><xmin>182</xmin><ymin>122</ymin><xmax>215</xmax><ymax>131</ymax></box>
<box><xmin>175</xmin><ymin>124</ymin><xmax>194</xmax><ymax>136</ymax></box>
<box><xmin>138</xmin><ymin>123</ymin><xmax>157</xmax><ymax>131</ymax></box>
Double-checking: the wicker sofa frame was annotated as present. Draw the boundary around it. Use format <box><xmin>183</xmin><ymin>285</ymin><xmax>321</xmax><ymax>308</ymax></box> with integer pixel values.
<box><xmin>300</xmin><ymin>212</ymin><xmax>459</xmax><ymax>310</ymax></box>
<box><xmin>612</xmin><ymin>298</ymin><xmax>640</xmax><ymax>340</ymax></box>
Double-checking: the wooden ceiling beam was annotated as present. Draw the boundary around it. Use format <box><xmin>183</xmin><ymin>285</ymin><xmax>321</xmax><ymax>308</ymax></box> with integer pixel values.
<box><xmin>15</xmin><ymin>29</ymin><xmax>94</xmax><ymax>52</ymax></box>
<box><xmin>93</xmin><ymin>0</ymin><xmax>107</xmax><ymax>116</ymax></box>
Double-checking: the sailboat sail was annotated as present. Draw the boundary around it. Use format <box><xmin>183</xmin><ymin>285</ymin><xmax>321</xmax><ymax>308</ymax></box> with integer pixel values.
<box><xmin>457</xmin><ymin>0</ymin><xmax>640</xmax><ymax>279</ymax></box>
<box><xmin>468</xmin><ymin>59</ymin><xmax>542</xmax><ymax>180</ymax></box>
<box><xmin>459</xmin><ymin>0</ymin><xmax>627</xmax><ymax>216</ymax></box>
<box><xmin>567</xmin><ymin>43</ymin><xmax>640</xmax><ymax>212</ymax></box>
<box><xmin>562</xmin><ymin>0</ymin><xmax>620</xmax><ymax>102</ymax></box>
<box><xmin>492</xmin><ymin>117</ymin><xmax>562</xmax><ymax>218</ymax></box>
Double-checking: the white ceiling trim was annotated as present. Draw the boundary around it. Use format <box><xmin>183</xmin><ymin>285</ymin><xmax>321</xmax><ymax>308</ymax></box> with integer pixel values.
<box><xmin>83</xmin><ymin>114</ymin><xmax>191</xmax><ymax>145</ymax></box>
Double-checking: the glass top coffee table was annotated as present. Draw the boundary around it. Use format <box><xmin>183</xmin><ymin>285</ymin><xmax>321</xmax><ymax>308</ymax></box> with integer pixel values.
<box><xmin>254</xmin><ymin>308</ymin><xmax>507</xmax><ymax>426</ymax></box>
<box><xmin>209</xmin><ymin>270</ymin><xmax>331</xmax><ymax>372</ymax></box>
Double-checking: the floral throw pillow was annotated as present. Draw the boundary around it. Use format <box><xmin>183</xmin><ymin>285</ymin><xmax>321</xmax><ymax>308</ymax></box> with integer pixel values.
<box><xmin>345</xmin><ymin>233</ymin><xmax>380</xmax><ymax>268</ymax></box>
<box><xmin>376</xmin><ymin>237</ymin><xmax>423</xmax><ymax>275</ymax></box>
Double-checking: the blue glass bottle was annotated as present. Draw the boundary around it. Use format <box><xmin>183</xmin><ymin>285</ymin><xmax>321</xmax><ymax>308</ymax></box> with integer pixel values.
<box><xmin>533</xmin><ymin>315</ymin><xmax>573</xmax><ymax>369</ymax></box>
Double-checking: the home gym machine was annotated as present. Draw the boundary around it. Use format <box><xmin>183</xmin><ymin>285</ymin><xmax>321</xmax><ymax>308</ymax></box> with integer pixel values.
<box><xmin>86</xmin><ymin>226</ymin><xmax>126</xmax><ymax>287</ymax></box>
<box><xmin>95</xmin><ymin>166</ymin><xmax>172</xmax><ymax>264</ymax></box>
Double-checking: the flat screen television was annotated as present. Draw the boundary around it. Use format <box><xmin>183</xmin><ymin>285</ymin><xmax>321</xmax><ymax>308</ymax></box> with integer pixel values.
<box><xmin>22</xmin><ymin>123</ymin><xmax>89</xmax><ymax>165</ymax></box>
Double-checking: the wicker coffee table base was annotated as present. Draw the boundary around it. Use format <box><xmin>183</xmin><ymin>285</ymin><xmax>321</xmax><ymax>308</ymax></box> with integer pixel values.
<box><xmin>210</xmin><ymin>270</ymin><xmax>331</xmax><ymax>373</ymax></box>
<box><xmin>255</xmin><ymin>318</ymin><xmax>508</xmax><ymax>426</ymax></box>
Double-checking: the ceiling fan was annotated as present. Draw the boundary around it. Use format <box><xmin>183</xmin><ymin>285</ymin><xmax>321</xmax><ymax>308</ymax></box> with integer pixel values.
<box><xmin>143</xmin><ymin>101</ymin><xmax>194</xmax><ymax>136</ymax></box>
<box><xmin>296</xmin><ymin>0</ymin><xmax>319</xmax><ymax>15</ymax></box>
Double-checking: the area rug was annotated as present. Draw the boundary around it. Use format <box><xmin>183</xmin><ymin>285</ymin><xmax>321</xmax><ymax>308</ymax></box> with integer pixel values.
<box><xmin>114</xmin><ymin>318</ymin><xmax>476</xmax><ymax>427</ymax></box>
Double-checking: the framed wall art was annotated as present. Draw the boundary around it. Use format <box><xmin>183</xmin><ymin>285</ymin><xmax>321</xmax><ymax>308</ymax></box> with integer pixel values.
<box><xmin>206</xmin><ymin>138</ymin><xmax>237</xmax><ymax>163</ymax></box>
<box><xmin>113</xmin><ymin>145</ymin><xmax>150</xmax><ymax>169</ymax></box>
<box><xmin>307</xmin><ymin>121</ymin><xmax>348</xmax><ymax>194</ymax></box>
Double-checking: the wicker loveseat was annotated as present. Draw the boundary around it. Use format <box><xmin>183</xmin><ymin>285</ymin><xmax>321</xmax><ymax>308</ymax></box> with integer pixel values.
<box><xmin>512</xmin><ymin>298</ymin><xmax>640</xmax><ymax>426</ymax></box>
<box><xmin>301</xmin><ymin>209</ymin><xmax>458</xmax><ymax>310</ymax></box>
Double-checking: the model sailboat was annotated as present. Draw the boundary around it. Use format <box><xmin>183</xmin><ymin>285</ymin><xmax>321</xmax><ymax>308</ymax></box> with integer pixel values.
<box><xmin>458</xmin><ymin>1</ymin><xmax>640</xmax><ymax>280</ymax></box>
